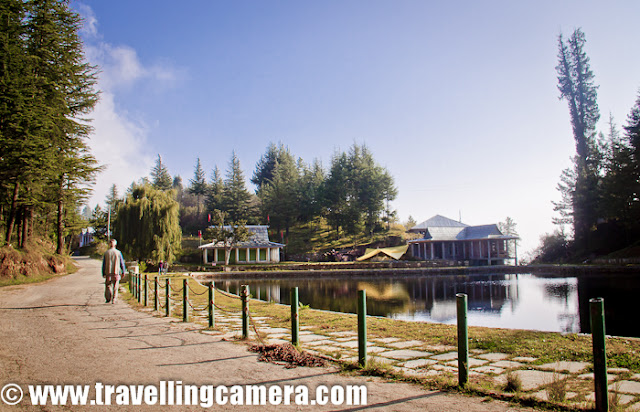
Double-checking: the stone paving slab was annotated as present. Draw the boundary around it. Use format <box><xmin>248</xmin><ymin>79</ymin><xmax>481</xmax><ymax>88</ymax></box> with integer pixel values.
<box><xmin>445</xmin><ymin>358</ymin><xmax>488</xmax><ymax>368</ymax></box>
<box><xmin>299</xmin><ymin>334</ymin><xmax>329</xmax><ymax>342</ymax></box>
<box><xmin>577</xmin><ymin>373</ymin><xmax>616</xmax><ymax>381</ymax></box>
<box><xmin>368</xmin><ymin>356</ymin><xmax>396</xmax><ymax>365</ymax></box>
<box><xmin>512</xmin><ymin>357</ymin><xmax>537</xmax><ymax>363</ymax></box>
<box><xmin>394</xmin><ymin>367</ymin><xmax>442</xmax><ymax>378</ymax></box>
<box><xmin>477</xmin><ymin>353</ymin><xmax>510</xmax><ymax>361</ymax></box>
<box><xmin>326</xmin><ymin>331</ymin><xmax>358</xmax><ymax>337</ymax></box>
<box><xmin>304</xmin><ymin>339</ymin><xmax>338</xmax><ymax>347</ymax></box>
<box><xmin>261</xmin><ymin>327</ymin><xmax>290</xmax><ymax>334</ymax></box>
<box><xmin>386</xmin><ymin>340</ymin><xmax>425</xmax><ymax>349</ymax></box>
<box><xmin>430</xmin><ymin>351</ymin><xmax>458</xmax><ymax>361</ymax></box>
<box><xmin>490</xmin><ymin>360</ymin><xmax>523</xmax><ymax>369</ymax></box>
<box><xmin>374</xmin><ymin>337</ymin><xmax>402</xmax><ymax>344</ymax></box>
<box><xmin>335</xmin><ymin>337</ymin><xmax>357</xmax><ymax>342</ymax></box>
<box><xmin>587</xmin><ymin>392</ymin><xmax>637</xmax><ymax>405</ymax></box>
<box><xmin>402</xmin><ymin>359</ymin><xmax>438</xmax><ymax>369</ymax></box>
<box><xmin>265</xmin><ymin>338</ymin><xmax>289</xmax><ymax>345</ymax></box>
<box><xmin>431</xmin><ymin>364</ymin><xmax>458</xmax><ymax>373</ymax></box>
<box><xmin>610</xmin><ymin>380</ymin><xmax>640</xmax><ymax>394</ymax></box>
<box><xmin>424</xmin><ymin>344</ymin><xmax>456</xmax><ymax>352</ymax></box>
<box><xmin>335</xmin><ymin>341</ymin><xmax>374</xmax><ymax>349</ymax></box>
<box><xmin>627</xmin><ymin>402</ymin><xmax>640</xmax><ymax>412</ymax></box>
<box><xmin>378</xmin><ymin>349</ymin><xmax>433</xmax><ymax>360</ymax></box>
<box><xmin>367</xmin><ymin>346</ymin><xmax>388</xmax><ymax>354</ymax></box>
<box><xmin>608</xmin><ymin>367</ymin><xmax>631</xmax><ymax>374</ymax></box>
<box><xmin>537</xmin><ymin>361</ymin><xmax>590</xmax><ymax>373</ymax></box>
<box><xmin>265</xmin><ymin>333</ymin><xmax>289</xmax><ymax>339</ymax></box>
<box><xmin>496</xmin><ymin>370</ymin><xmax>562</xmax><ymax>391</ymax></box>
<box><xmin>309</xmin><ymin>345</ymin><xmax>345</xmax><ymax>353</ymax></box>
<box><xmin>474</xmin><ymin>366</ymin><xmax>505</xmax><ymax>375</ymax></box>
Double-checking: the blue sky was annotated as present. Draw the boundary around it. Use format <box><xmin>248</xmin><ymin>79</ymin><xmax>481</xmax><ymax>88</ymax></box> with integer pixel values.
<box><xmin>76</xmin><ymin>1</ymin><xmax>640</xmax><ymax>256</ymax></box>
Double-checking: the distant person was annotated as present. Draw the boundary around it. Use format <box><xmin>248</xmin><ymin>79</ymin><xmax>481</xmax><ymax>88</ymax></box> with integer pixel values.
<box><xmin>102</xmin><ymin>239</ymin><xmax>126</xmax><ymax>304</ymax></box>
<box><xmin>158</xmin><ymin>261</ymin><xmax>164</xmax><ymax>276</ymax></box>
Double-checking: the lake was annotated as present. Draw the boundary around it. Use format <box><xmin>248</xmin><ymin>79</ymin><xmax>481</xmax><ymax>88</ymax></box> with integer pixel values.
<box><xmin>208</xmin><ymin>272</ymin><xmax>640</xmax><ymax>338</ymax></box>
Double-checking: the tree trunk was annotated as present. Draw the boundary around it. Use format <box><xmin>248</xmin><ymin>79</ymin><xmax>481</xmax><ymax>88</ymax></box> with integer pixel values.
<box><xmin>16</xmin><ymin>207</ymin><xmax>23</xmax><ymax>248</ymax></box>
<box><xmin>5</xmin><ymin>181</ymin><xmax>20</xmax><ymax>244</ymax></box>
<box><xmin>57</xmin><ymin>178</ymin><xmax>64</xmax><ymax>255</ymax></box>
<box><xmin>20</xmin><ymin>206</ymin><xmax>29</xmax><ymax>248</ymax></box>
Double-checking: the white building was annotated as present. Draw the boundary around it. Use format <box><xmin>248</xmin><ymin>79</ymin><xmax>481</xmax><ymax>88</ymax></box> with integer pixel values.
<box><xmin>408</xmin><ymin>215</ymin><xmax>519</xmax><ymax>265</ymax></box>
<box><xmin>198</xmin><ymin>225</ymin><xmax>285</xmax><ymax>264</ymax></box>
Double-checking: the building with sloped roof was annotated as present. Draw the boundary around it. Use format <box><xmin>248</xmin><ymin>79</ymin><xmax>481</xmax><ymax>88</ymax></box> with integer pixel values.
<box><xmin>408</xmin><ymin>215</ymin><xmax>518</xmax><ymax>265</ymax></box>
<box><xmin>198</xmin><ymin>225</ymin><xmax>285</xmax><ymax>264</ymax></box>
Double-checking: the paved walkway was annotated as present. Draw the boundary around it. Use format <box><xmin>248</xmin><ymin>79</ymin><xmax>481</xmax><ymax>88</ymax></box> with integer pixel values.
<box><xmin>181</xmin><ymin>278</ymin><xmax>640</xmax><ymax>411</ymax></box>
<box><xmin>0</xmin><ymin>257</ymin><xmax>533</xmax><ymax>411</ymax></box>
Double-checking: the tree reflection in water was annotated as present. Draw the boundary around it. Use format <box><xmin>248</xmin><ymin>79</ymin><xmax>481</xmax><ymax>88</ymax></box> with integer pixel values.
<box><xmin>211</xmin><ymin>272</ymin><xmax>639</xmax><ymax>338</ymax></box>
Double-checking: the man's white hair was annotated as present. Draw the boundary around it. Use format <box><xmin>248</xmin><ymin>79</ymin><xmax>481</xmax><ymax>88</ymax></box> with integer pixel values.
<box><xmin>109</xmin><ymin>239</ymin><xmax>117</xmax><ymax>246</ymax></box>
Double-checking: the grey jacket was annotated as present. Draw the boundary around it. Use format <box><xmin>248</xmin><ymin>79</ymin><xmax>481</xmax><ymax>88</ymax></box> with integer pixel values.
<box><xmin>102</xmin><ymin>248</ymin><xmax>126</xmax><ymax>277</ymax></box>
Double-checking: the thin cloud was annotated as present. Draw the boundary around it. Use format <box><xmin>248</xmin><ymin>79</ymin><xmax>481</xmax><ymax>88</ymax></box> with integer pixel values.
<box><xmin>76</xmin><ymin>3</ymin><xmax>180</xmax><ymax>207</ymax></box>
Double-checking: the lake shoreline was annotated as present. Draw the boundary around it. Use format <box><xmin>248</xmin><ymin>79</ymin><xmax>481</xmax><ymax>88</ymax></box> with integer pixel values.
<box><xmin>192</xmin><ymin>263</ymin><xmax>640</xmax><ymax>281</ymax></box>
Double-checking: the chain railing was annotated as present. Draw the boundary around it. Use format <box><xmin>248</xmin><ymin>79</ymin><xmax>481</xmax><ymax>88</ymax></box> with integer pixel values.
<box><xmin>128</xmin><ymin>274</ymin><xmax>264</xmax><ymax>344</ymax></box>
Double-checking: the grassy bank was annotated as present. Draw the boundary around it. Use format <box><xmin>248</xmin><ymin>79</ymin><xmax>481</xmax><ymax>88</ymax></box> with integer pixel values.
<box><xmin>0</xmin><ymin>241</ymin><xmax>77</xmax><ymax>287</ymax></box>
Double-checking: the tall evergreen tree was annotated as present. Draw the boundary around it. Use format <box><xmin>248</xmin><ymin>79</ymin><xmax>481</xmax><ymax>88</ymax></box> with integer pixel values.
<box><xmin>252</xmin><ymin>142</ymin><xmax>284</xmax><ymax>190</ymax></box>
<box><xmin>151</xmin><ymin>154</ymin><xmax>172</xmax><ymax>191</ymax></box>
<box><xmin>556</xmin><ymin>28</ymin><xmax>601</xmax><ymax>252</ymax></box>
<box><xmin>0</xmin><ymin>0</ymin><xmax>100</xmax><ymax>252</ymax></box>
<box><xmin>205</xmin><ymin>166</ymin><xmax>224</xmax><ymax>215</ymax></box>
<box><xmin>222</xmin><ymin>152</ymin><xmax>252</xmax><ymax>222</ymax></box>
<box><xmin>297</xmin><ymin>159</ymin><xmax>325</xmax><ymax>224</ymax></box>
<box><xmin>188</xmin><ymin>158</ymin><xmax>207</xmax><ymax>216</ymax></box>
<box><xmin>259</xmin><ymin>155</ymin><xmax>300</xmax><ymax>237</ymax></box>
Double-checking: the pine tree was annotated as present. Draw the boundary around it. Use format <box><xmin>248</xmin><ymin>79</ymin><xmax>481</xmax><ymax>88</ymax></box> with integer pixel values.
<box><xmin>205</xmin><ymin>166</ymin><xmax>224</xmax><ymax>214</ymax></box>
<box><xmin>297</xmin><ymin>159</ymin><xmax>325</xmax><ymax>224</ymax></box>
<box><xmin>0</xmin><ymin>0</ymin><xmax>100</xmax><ymax>252</ymax></box>
<box><xmin>259</xmin><ymin>155</ymin><xmax>300</xmax><ymax>237</ymax></box>
<box><xmin>151</xmin><ymin>154</ymin><xmax>172</xmax><ymax>191</ymax></box>
<box><xmin>188</xmin><ymin>158</ymin><xmax>207</xmax><ymax>217</ymax></box>
<box><xmin>556</xmin><ymin>28</ymin><xmax>601</xmax><ymax>253</ymax></box>
<box><xmin>222</xmin><ymin>152</ymin><xmax>251</xmax><ymax>222</ymax></box>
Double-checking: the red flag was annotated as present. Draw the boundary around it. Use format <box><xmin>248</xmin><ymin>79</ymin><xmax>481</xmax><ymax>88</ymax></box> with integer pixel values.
<box><xmin>208</xmin><ymin>213</ymin><xmax>211</xmax><ymax>222</ymax></box>
<box><xmin>267</xmin><ymin>215</ymin><xmax>270</xmax><ymax>223</ymax></box>
<box><xmin>198</xmin><ymin>230</ymin><xmax>202</xmax><ymax>238</ymax></box>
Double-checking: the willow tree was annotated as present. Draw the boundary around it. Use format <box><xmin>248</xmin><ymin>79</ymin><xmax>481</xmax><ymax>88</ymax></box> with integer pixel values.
<box><xmin>114</xmin><ymin>184</ymin><xmax>181</xmax><ymax>262</ymax></box>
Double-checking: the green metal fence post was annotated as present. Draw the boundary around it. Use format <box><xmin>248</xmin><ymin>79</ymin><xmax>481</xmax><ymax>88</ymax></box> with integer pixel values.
<box><xmin>590</xmin><ymin>297</ymin><xmax>608</xmax><ymax>412</ymax></box>
<box><xmin>137</xmin><ymin>274</ymin><xmax>141</xmax><ymax>303</ymax></box>
<box><xmin>183</xmin><ymin>279</ymin><xmax>188</xmax><ymax>322</ymax></box>
<box><xmin>144</xmin><ymin>275</ymin><xmax>148</xmax><ymax>306</ymax></box>
<box><xmin>165</xmin><ymin>278</ymin><xmax>170</xmax><ymax>317</ymax></box>
<box><xmin>208</xmin><ymin>283</ymin><xmax>215</xmax><ymax>328</ymax></box>
<box><xmin>358</xmin><ymin>290</ymin><xmax>367</xmax><ymax>368</ymax></box>
<box><xmin>457</xmin><ymin>293</ymin><xmax>469</xmax><ymax>388</ymax></box>
<box><xmin>154</xmin><ymin>277</ymin><xmax>159</xmax><ymax>311</ymax></box>
<box><xmin>241</xmin><ymin>285</ymin><xmax>249</xmax><ymax>339</ymax></box>
<box><xmin>291</xmin><ymin>287</ymin><xmax>299</xmax><ymax>346</ymax></box>
<box><xmin>129</xmin><ymin>272</ymin><xmax>133</xmax><ymax>293</ymax></box>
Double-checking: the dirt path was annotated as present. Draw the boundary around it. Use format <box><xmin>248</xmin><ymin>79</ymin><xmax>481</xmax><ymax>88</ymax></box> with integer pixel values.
<box><xmin>0</xmin><ymin>257</ymin><xmax>535</xmax><ymax>411</ymax></box>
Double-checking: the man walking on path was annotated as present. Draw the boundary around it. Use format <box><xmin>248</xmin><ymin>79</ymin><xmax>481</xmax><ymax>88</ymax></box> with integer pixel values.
<box><xmin>102</xmin><ymin>239</ymin><xmax>126</xmax><ymax>303</ymax></box>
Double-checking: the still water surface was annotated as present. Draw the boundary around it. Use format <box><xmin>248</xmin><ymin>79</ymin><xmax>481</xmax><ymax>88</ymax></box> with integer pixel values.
<box><xmin>213</xmin><ymin>272</ymin><xmax>640</xmax><ymax>338</ymax></box>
